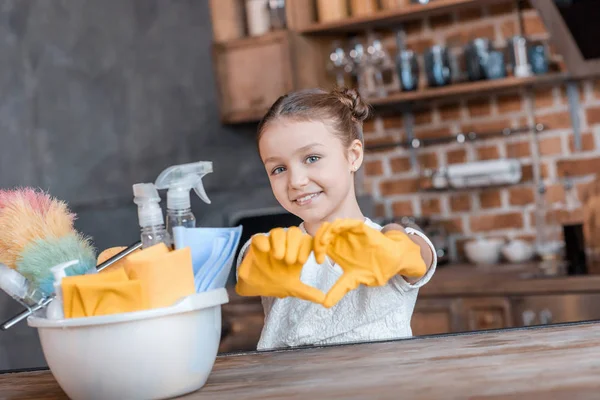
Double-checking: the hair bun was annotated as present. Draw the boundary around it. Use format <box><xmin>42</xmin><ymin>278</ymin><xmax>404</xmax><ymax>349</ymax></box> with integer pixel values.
<box><xmin>332</xmin><ymin>87</ymin><xmax>370</xmax><ymax>123</ymax></box>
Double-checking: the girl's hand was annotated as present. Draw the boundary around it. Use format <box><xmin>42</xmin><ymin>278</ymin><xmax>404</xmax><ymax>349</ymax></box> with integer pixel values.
<box><xmin>236</xmin><ymin>227</ymin><xmax>325</xmax><ymax>304</ymax></box>
<box><xmin>314</xmin><ymin>219</ymin><xmax>426</xmax><ymax>308</ymax></box>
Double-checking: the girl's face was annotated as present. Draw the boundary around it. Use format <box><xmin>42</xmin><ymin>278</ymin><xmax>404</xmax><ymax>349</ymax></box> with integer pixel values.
<box><xmin>259</xmin><ymin>119</ymin><xmax>362</xmax><ymax>225</ymax></box>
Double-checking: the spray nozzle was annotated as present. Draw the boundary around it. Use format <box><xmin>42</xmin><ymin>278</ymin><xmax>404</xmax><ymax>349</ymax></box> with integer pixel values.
<box><xmin>51</xmin><ymin>260</ymin><xmax>79</xmax><ymax>286</ymax></box>
<box><xmin>133</xmin><ymin>183</ymin><xmax>165</xmax><ymax>228</ymax></box>
<box><xmin>154</xmin><ymin>161</ymin><xmax>213</xmax><ymax>210</ymax></box>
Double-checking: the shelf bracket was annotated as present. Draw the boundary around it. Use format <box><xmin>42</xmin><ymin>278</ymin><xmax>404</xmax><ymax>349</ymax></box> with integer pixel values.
<box><xmin>566</xmin><ymin>80</ymin><xmax>582</xmax><ymax>152</ymax></box>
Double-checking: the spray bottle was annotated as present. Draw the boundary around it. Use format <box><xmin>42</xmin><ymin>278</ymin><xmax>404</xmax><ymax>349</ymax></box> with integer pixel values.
<box><xmin>0</xmin><ymin>263</ymin><xmax>45</xmax><ymax>307</ymax></box>
<box><xmin>46</xmin><ymin>260</ymin><xmax>79</xmax><ymax>320</ymax></box>
<box><xmin>154</xmin><ymin>161</ymin><xmax>213</xmax><ymax>241</ymax></box>
<box><xmin>133</xmin><ymin>183</ymin><xmax>169</xmax><ymax>249</ymax></box>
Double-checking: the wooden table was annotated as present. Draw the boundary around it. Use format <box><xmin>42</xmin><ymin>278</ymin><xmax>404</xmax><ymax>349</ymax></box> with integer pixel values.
<box><xmin>3</xmin><ymin>321</ymin><xmax>600</xmax><ymax>399</ymax></box>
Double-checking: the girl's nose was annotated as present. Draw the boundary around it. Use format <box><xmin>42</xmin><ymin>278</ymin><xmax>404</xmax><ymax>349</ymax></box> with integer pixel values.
<box><xmin>288</xmin><ymin>167</ymin><xmax>309</xmax><ymax>189</ymax></box>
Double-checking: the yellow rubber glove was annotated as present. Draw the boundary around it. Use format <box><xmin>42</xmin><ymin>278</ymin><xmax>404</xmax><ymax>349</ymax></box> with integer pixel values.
<box><xmin>314</xmin><ymin>219</ymin><xmax>427</xmax><ymax>308</ymax></box>
<box><xmin>236</xmin><ymin>227</ymin><xmax>325</xmax><ymax>304</ymax></box>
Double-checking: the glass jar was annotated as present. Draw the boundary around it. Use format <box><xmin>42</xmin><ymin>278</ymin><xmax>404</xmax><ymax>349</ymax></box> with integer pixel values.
<box><xmin>317</xmin><ymin>0</ymin><xmax>348</xmax><ymax>23</ymax></box>
<box><xmin>246</xmin><ymin>0</ymin><xmax>271</xmax><ymax>36</ymax></box>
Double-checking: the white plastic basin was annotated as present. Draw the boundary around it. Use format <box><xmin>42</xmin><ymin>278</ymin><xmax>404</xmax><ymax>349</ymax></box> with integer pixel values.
<box><xmin>28</xmin><ymin>288</ymin><xmax>229</xmax><ymax>400</ymax></box>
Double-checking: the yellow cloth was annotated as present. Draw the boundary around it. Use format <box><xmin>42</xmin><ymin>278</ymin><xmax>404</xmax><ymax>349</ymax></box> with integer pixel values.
<box><xmin>122</xmin><ymin>243</ymin><xmax>195</xmax><ymax>309</ymax></box>
<box><xmin>236</xmin><ymin>227</ymin><xmax>325</xmax><ymax>304</ymax></box>
<box><xmin>314</xmin><ymin>219</ymin><xmax>426</xmax><ymax>308</ymax></box>
<box><xmin>61</xmin><ymin>267</ymin><xmax>148</xmax><ymax>318</ymax></box>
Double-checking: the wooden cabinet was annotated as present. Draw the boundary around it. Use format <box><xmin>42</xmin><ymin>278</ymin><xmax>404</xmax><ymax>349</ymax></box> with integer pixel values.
<box><xmin>213</xmin><ymin>32</ymin><xmax>294</xmax><ymax>124</ymax></box>
<box><xmin>412</xmin><ymin>296</ymin><xmax>513</xmax><ymax>336</ymax></box>
<box><xmin>212</xmin><ymin>30</ymin><xmax>331</xmax><ymax>124</ymax></box>
<box><xmin>209</xmin><ymin>1</ymin><xmax>333</xmax><ymax>124</ymax></box>
<box><xmin>219</xmin><ymin>294</ymin><xmax>264</xmax><ymax>353</ymax></box>
<box><xmin>218</xmin><ymin>285</ymin><xmax>600</xmax><ymax>353</ymax></box>
<box><xmin>411</xmin><ymin>298</ymin><xmax>459</xmax><ymax>336</ymax></box>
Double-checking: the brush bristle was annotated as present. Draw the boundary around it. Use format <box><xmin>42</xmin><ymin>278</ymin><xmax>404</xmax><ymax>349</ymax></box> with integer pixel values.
<box><xmin>0</xmin><ymin>188</ymin><xmax>75</xmax><ymax>269</ymax></box>
<box><xmin>17</xmin><ymin>233</ymin><xmax>96</xmax><ymax>295</ymax></box>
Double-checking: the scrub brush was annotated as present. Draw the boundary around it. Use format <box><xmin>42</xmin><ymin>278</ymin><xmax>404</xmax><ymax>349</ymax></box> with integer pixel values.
<box><xmin>0</xmin><ymin>187</ymin><xmax>96</xmax><ymax>296</ymax></box>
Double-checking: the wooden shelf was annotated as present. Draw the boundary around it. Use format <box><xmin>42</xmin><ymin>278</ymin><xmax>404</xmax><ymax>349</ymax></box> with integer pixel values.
<box><xmin>221</xmin><ymin>109</ymin><xmax>267</xmax><ymax>125</ymax></box>
<box><xmin>299</xmin><ymin>0</ymin><xmax>512</xmax><ymax>35</ymax></box>
<box><xmin>367</xmin><ymin>73</ymin><xmax>571</xmax><ymax>107</ymax></box>
<box><xmin>214</xmin><ymin>30</ymin><xmax>289</xmax><ymax>49</ymax></box>
<box><xmin>221</xmin><ymin>74</ymin><xmax>571</xmax><ymax>124</ymax></box>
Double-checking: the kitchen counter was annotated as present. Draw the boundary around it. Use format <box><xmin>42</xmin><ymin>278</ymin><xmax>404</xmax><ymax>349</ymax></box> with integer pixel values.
<box><xmin>3</xmin><ymin>321</ymin><xmax>600</xmax><ymax>399</ymax></box>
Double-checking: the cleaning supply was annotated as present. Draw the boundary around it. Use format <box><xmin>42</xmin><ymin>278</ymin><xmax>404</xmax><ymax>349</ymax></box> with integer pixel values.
<box><xmin>46</xmin><ymin>260</ymin><xmax>79</xmax><ymax>320</ymax></box>
<box><xmin>133</xmin><ymin>183</ymin><xmax>169</xmax><ymax>249</ymax></box>
<box><xmin>236</xmin><ymin>227</ymin><xmax>325</xmax><ymax>304</ymax></box>
<box><xmin>122</xmin><ymin>243</ymin><xmax>195</xmax><ymax>308</ymax></box>
<box><xmin>0</xmin><ymin>263</ymin><xmax>45</xmax><ymax>307</ymax></box>
<box><xmin>314</xmin><ymin>219</ymin><xmax>426</xmax><ymax>308</ymax></box>
<box><xmin>172</xmin><ymin>225</ymin><xmax>242</xmax><ymax>292</ymax></box>
<box><xmin>61</xmin><ymin>267</ymin><xmax>147</xmax><ymax>318</ymax></box>
<box><xmin>154</xmin><ymin>161</ymin><xmax>213</xmax><ymax>242</ymax></box>
<box><xmin>1</xmin><ymin>242</ymin><xmax>143</xmax><ymax>330</ymax></box>
<box><xmin>0</xmin><ymin>188</ymin><xmax>96</xmax><ymax>296</ymax></box>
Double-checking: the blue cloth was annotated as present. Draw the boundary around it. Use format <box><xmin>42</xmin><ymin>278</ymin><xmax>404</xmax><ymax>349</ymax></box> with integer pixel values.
<box><xmin>172</xmin><ymin>226</ymin><xmax>243</xmax><ymax>292</ymax></box>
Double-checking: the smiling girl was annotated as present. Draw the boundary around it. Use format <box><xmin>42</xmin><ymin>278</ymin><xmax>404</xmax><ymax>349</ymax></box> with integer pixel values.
<box><xmin>235</xmin><ymin>87</ymin><xmax>437</xmax><ymax>350</ymax></box>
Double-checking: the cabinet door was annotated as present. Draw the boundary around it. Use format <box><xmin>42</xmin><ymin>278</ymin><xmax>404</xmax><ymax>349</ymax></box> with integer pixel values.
<box><xmin>412</xmin><ymin>298</ymin><xmax>461</xmax><ymax>336</ymax></box>
<box><xmin>213</xmin><ymin>32</ymin><xmax>294</xmax><ymax>124</ymax></box>
<box><xmin>219</xmin><ymin>297</ymin><xmax>265</xmax><ymax>353</ymax></box>
<box><xmin>460</xmin><ymin>297</ymin><xmax>513</xmax><ymax>331</ymax></box>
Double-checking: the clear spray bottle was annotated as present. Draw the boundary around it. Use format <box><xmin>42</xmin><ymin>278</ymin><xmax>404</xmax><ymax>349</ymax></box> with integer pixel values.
<box><xmin>133</xmin><ymin>183</ymin><xmax>169</xmax><ymax>249</ymax></box>
<box><xmin>154</xmin><ymin>161</ymin><xmax>213</xmax><ymax>241</ymax></box>
<box><xmin>0</xmin><ymin>264</ymin><xmax>45</xmax><ymax>307</ymax></box>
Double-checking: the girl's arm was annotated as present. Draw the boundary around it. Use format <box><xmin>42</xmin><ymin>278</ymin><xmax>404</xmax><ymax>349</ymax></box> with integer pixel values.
<box><xmin>381</xmin><ymin>223</ymin><xmax>434</xmax><ymax>284</ymax></box>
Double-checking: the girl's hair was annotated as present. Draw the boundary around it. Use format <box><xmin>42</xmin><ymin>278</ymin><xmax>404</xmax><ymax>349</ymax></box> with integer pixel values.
<box><xmin>257</xmin><ymin>87</ymin><xmax>371</xmax><ymax>148</ymax></box>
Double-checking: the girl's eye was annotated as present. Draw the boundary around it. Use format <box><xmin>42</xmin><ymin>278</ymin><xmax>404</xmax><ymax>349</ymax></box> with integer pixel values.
<box><xmin>306</xmin><ymin>155</ymin><xmax>321</xmax><ymax>164</ymax></box>
<box><xmin>271</xmin><ymin>166</ymin><xmax>285</xmax><ymax>175</ymax></box>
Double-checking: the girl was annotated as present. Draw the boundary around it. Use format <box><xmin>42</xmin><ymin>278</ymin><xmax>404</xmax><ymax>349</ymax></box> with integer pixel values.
<box><xmin>236</xmin><ymin>87</ymin><xmax>437</xmax><ymax>350</ymax></box>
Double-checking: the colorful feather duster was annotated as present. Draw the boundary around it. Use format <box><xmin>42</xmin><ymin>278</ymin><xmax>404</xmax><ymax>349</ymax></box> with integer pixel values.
<box><xmin>0</xmin><ymin>188</ymin><xmax>96</xmax><ymax>295</ymax></box>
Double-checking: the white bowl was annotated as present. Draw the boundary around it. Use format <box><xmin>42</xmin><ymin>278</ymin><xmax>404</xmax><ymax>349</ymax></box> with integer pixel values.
<box><xmin>464</xmin><ymin>238</ymin><xmax>504</xmax><ymax>265</ymax></box>
<box><xmin>28</xmin><ymin>289</ymin><xmax>229</xmax><ymax>400</ymax></box>
<box><xmin>502</xmin><ymin>239</ymin><xmax>535</xmax><ymax>263</ymax></box>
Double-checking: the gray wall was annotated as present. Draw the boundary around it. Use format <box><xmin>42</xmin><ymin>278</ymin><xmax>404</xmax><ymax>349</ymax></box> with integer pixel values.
<box><xmin>0</xmin><ymin>0</ymin><xmax>269</xmax><ymax>371</ymax></box>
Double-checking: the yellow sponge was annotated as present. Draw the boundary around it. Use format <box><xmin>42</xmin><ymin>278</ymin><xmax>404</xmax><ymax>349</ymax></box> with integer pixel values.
<box><xmin>61</xmin><ymin>243</ymin><xmax>195</xmax><ymax>317</ymax></box>
<box><xmin>61</xmin><ymin>267</ymin><xmax>148</xmax><ymax>318</ymax></box>
<box><xmin>122</xmin><ymin>244</ymin><xmax>195</xmax><ymax>309</ymax></box>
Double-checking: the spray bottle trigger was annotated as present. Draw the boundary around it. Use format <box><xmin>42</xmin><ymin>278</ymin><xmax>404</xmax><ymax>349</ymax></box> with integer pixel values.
<box><xmin>193</xmin><ymin>175</ymin><xmax>211</xmax><ymax>204</ymax></box>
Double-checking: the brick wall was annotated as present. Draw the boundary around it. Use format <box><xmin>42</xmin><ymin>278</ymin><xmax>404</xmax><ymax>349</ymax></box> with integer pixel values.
<box><xmin>362</xmin><ymin>2</ymin><xmax>600</xmax><ymax>261</ymax></box>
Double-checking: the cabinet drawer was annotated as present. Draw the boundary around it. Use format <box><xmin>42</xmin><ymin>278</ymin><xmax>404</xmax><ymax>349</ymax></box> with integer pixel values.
<box><xmin>412</xmin><ymin>298</ymin><xmax>461</xmax><ymax>336</ymax></box>
<box><xmin>460</xmin><ymin>297</ymin><xmax>513</xmax><ymax>331</ymax></box>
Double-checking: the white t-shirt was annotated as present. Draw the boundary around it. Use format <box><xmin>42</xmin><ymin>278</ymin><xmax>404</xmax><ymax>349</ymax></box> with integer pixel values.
<box><xmin>235</xmin><ymin>218</ymin><xmax>437</xmax><ymax>350</ymax></box>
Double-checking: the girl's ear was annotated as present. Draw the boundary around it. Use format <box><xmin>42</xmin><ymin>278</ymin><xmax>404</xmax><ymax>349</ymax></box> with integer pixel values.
<box><xmin>348</xmin><ymin>139</ymin><xmax>364</xmax><ymax>172</ymax></box>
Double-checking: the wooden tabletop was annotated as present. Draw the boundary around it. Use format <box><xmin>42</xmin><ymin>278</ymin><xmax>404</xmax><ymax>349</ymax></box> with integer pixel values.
<box><xmin>3</xmin><ymin>322</ymin><xmax>600</xmax><ymax>399</ymax></box>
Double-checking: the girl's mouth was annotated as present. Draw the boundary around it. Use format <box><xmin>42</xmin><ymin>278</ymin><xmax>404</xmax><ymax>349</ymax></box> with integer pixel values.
<box><xmin>294</xmin><ymin>191</ymin><xmax>322</xmax><ymax>206</ymax></box>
